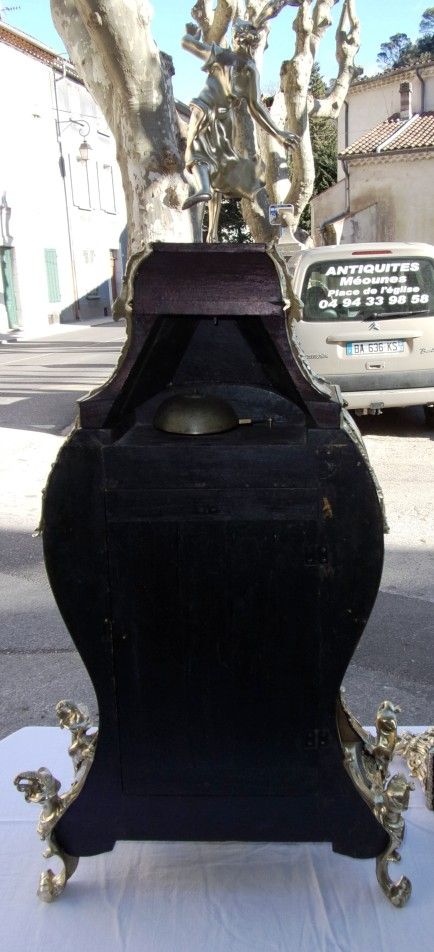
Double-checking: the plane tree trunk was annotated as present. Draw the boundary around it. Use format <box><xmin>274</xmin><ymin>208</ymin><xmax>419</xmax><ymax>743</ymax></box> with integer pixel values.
<box><xmin>51</xmin><ymin>0</ymin><xmax>200</xmax><ymax>253</ymax></box>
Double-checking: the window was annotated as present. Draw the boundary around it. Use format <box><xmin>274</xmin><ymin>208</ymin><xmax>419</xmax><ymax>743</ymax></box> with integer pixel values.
<box><xmin>69</xmin><ymin>154</ymin><xmax>91</xmax><ymax>210</ymax></box>
<box><xmin>44</xmin><ymin>249</ymin><xmax>61</xmax><ymax>303</ymax></box>
<box><xmin>82</xmin><ymin>249</ymin><xmax>100</xmax><ymax>298</ymax></box>
<box><xmin>301</xmin><ymin>257</ymin><xmax>434</xmax><ymax>322</ymax></box>
<box><xmin>97</xmin><ymin>163</ymin><xmax>116</xmax><ymax>214</ymax></box>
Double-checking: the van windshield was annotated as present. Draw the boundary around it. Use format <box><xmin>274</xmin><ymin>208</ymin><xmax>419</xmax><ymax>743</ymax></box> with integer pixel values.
<box><xmin>301</xmin><ymin>256</ymin><xmax>434</xmax><ymax>322</ymax></box>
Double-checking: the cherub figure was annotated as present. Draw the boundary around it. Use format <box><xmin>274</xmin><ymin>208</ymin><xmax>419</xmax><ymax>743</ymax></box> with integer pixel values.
<box><xmin>372</xmin><ymin>700</ymin><xmax>401</xmax><ymax>773</ymax></box>
<box><xmin>56</xmin><ymin>699</ymin><xmax>97</xmax><ymax>772</ymax></box>
<box><xmin>14</xmin><ymin>767</ymin><xmax>62</xmax><ymax>835</ymax></box>
<box><xmin>14</xmin><ymin>766</ymin><xmax>79</xmax><ymax>901</ymax></box>
<box><xmin>182</xmin><ymin>5</ymin><xmax>300</xmax><ymax>240</ymax></box>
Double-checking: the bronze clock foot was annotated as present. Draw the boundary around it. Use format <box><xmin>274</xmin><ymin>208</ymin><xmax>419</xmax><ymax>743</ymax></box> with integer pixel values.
<box><xmin>14</xmin><ymin>701</ymin><xmax>98</xmax><ymax>901</ymax></box>
<box><xmin>337</xmin><ymin>691</ymin><xmax>413</xmax><ymax>908</ymax></box>
<box><xmin>38</xmin><ymin>834</ymin><xmax>79</xmax><ymax>903</ymax></box>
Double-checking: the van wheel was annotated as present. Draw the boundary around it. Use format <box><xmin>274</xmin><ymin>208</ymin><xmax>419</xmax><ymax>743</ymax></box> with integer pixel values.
<box><xmin>424</xmin><ymin>405</ymin><xmax>434</xmax><ymax>427</ymax></box>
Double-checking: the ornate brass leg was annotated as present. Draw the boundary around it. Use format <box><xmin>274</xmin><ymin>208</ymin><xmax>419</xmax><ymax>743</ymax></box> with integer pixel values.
<box><xmin>182</xmin><ymin>161</ymin><xmax>212</xmax><ymax>210</ymax></box>
<box><xmin>337</xmin><ymin>692</ymin><xmax>413</xmax><ymax>907</ymax></box>
<box><xmin>14</xmin><ymin>701</ymin><xmax>98</xmax><ymax>901</ymax></box>
<box><xmin>206</xmin><ymin>192</ymin><xmax>222</xmax><ymax>243</ymax></box>
<box><xmin>39</xmin><ymin>832</ymin><xmax>79</xmax><ymax>903</ymax></box>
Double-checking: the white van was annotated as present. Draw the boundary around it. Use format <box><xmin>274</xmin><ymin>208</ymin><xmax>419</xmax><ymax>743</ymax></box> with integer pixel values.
<box><xmin>286</xmin><ymin>242</ymin><xmax>434</xmax><ymax>424</ymax></box>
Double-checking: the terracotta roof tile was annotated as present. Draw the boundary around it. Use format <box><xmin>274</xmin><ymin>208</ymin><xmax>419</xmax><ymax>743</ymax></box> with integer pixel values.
<box><xmin>339</xmin><ymin>112</ymin><xmax>434</xmax><ymax>158</ymax></box>
<box><xmin>388</xmin><ymin>112</ymin><xmax>434</xmax><ymax>150</ymax></box>
<box><xmin>0</xmin><ymin>23</ymin><xmax>77</xmax><ymax>78</ymax></box>
<box><xmin>352</xmin><ymin>62</ymin><xmax>434</xmax><ymax>90</ymax></box>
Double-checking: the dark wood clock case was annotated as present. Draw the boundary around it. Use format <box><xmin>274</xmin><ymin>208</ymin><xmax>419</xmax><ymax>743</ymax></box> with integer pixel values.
<box><xmin>42</xmin><ymin>244</ymin><xmax>387</xmax><ymax>860</ymax></box>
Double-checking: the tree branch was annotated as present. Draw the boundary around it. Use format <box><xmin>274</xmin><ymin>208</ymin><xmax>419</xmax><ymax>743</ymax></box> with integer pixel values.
<box><xmin>72</xmin><ymin>0</ymin><xmax>158</xmax><ymax>105</ymax></box>
<box><xmin>310</xmin><ymin>0</ymin><xmax>360</xmax><ymax>117</ymax></box>
<box><xmin>279</xmin><ymin>1</ymin><xmax>315</xmax><ymax>221</ymax></box>
<box><xmin>70</xmin><ymin>0</ymin><xmax>182</xmax><ymax>170</ymax></box>
<box><xmin>274</xmin><ymin>0</ymin><xmax>359</xmax><ymax>234</ymax></box>
<box><xmin>190</xmin><ymin>0</ymin><xmax>213</xmax><ymax>39</ymax></box>
<box><xmin>310</xmin><ymin>0</ymin><xmax>336</xmax><ymax>56</ymax></box>
<box><xmin>251</xmin><ymin>0</ymin><xmax>303</xmax><ymax>30</ymax></box>
<box><xmin>191</xmin><ymin>0</ymin><xmax>238</xmax><ymax>45</ymax></box>
<box><xmin>51</xmin><ymin>0</ymin><xmax>114</xmax><ymax>124</ymax></box>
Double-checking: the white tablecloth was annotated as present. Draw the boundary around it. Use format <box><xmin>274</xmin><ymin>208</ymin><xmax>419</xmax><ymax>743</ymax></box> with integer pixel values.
<box><xmin>1</xmin><ymin>727</ymin><xmax>433</xmax><ymax>952</ymax></box>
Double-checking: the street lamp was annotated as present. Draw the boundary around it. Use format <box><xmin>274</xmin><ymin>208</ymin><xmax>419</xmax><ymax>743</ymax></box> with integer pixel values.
<box><xmin>56</xmin><ymin>118</ymin><xmax>92</xmax><ymax>163</ymax></box>
<box><xmin>77</xmin><ymin>138</ymin><xmax>92</xmax><ymax>163</ymax></box>
<box><xmin>75</xmin><ymin>120</ymin><xmax>93</xmax><ymax>163</ymax></box>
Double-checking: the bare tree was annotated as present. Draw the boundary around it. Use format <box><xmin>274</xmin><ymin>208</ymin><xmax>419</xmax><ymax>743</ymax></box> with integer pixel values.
<box><xmin>51</xmin><ymin>0</ymin><xmax>359</xmax><ymax>248</ymax></box>
<box><xmin>235</xmin><ymin>0</ymin><xmax>360</xmax><ymax>241</ymax></box>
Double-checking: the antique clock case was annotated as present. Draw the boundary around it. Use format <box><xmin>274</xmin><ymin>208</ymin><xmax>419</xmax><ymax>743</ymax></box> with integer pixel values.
<box><xmin>42</xmin><ymin>244</ymin><xmax>388</xmax><ymax>860</ymax></box>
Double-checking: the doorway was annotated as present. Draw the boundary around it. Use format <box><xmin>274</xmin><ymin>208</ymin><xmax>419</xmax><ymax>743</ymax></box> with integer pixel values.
<box><xmin>0</xmin><ymin>247</ymin><xmax>20</xmax><ymax>329</ymax></box>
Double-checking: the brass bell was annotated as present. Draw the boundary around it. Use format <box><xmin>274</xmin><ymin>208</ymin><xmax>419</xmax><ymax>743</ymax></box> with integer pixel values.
<box><xmin>153</xmin><ymin>393</ymin><xmax>239</xmax><ymax>435</ymax></box>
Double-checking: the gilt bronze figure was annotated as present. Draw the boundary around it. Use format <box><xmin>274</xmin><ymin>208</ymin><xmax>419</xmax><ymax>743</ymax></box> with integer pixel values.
<box><xmin>182</xmin><ymin>11</ymin><xmax>299</xmax><ymax>240</ymax></box>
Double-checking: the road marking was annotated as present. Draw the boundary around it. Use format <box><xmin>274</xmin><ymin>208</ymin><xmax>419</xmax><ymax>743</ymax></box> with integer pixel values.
<box><xmin>0</xmin><ymin>351</ymin><xmax>54</xmax><ymax>367</ymax></box>
<box><xmin>0</xmin><ymin>397</ymin><xmax>28</xmax><ymax>405</ymax></box>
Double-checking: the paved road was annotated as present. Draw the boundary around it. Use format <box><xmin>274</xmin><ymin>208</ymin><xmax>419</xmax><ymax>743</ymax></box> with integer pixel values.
<box><xmin>0</xmin><ymin>322</ymin><xmax>433</xmax><ymax>739</ymax></box>
<box><xmin>0</xmin><ymin>322</ymin><xmax>126</xmax><ymax>739</ymax></box>
<box><xmin>0</xmin><ymin>322</ymin><xmax>125</xmax><ymax>434</ymax></box>
<box><xmin>346</xmin><ymin>407</ymin><xmax>434</xmax><ymax>725</ymax></box>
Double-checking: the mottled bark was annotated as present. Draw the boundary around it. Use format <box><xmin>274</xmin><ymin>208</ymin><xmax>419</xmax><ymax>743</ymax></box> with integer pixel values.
<box><xmin>311</xmin><ymin>0</ymin><xmax>360</xmax><ymax>118</ymax></box>
<box><xmin>51</xmin><ymin>0</ymin><xmax>200</xmax><ymax>251</ymax></box>
<box><xmin>191</xmin><ymin>0</ymin><xmax>239</xmax><ymax>44</ymax></box>
<box><xmin>280</xmin><ymin>1</ymin><xmax>317</xmax><ymax>229</ymax></box>
<box><xmin>280</xmin><ymin>0</ymin><xmax>359</xmax><ymax>234</ymax></box>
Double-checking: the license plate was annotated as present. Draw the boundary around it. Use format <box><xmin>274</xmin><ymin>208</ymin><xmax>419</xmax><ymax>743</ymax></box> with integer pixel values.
<box><xmin>345</xmin><ymin>339</ymin><xmax>405</xmax><ymax>356</ymax></box>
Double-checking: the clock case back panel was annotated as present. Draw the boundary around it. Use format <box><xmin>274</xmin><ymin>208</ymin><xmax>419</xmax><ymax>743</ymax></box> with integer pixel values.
<box><xmin>42</xmin><ymin>244</ymin><xmax>387</xmax><ymax>859</ymax></box>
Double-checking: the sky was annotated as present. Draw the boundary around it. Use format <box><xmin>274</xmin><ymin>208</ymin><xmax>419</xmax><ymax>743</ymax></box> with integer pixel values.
<box><xmin>0</xmin><ymin>0</ymin><xmax>431</xmax><ymax>103</ymax></box>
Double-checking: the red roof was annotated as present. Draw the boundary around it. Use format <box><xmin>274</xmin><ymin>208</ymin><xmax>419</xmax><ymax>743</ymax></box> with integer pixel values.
<box><xmin>0</xmin><ymin>21</ymin><xmax>78</xmax><ymax>79</ymax></box>
<box><xmin>339</xmin><ymin>112</ymin><xmax>434</xmax><ymax>158</ymax></box>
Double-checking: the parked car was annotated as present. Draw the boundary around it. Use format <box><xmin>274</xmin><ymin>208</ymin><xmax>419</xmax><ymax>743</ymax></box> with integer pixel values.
<box><xmin>286</xmin><ymin>242</ymin><xmax>434</xmax><ymax>425</ymax></box>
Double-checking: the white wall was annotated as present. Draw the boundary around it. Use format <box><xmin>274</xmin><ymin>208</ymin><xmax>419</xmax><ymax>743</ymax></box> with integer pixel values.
<box><xmin>310</xmin><ymin>179</ymin><xmax>347</xmax><ymax>245</ymax></box>
<box><xmin>0</xmin><ymin>37</ymin><xmax>127</xmax><ymax>333</ymax></box>
<box><xmin>341</xmin><ymin>204</ymin><xmax>379</xmax><ymax>244</ymax></box>
<box><xmin>313</xmin><ymin>154</ymin><xmax>434</xmax><ymax>246</ymax></box>
<box><xmin>346</xmin><ymin>157</ymin><xmax>434</xmax><ymax>244</ymax></box>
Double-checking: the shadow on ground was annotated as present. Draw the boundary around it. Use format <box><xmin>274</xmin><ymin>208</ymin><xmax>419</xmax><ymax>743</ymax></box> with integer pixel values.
<box><xmin>357</xmin><ymin>405</ymin><xmax>433</xmax><ymax>440</ymax></box>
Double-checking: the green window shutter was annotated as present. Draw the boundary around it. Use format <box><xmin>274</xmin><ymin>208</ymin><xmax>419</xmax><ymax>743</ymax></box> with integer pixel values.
<box><xmin>44</xmin><ymin>248</ymin><xmax>61</xmax><ymax>303</ymax></box>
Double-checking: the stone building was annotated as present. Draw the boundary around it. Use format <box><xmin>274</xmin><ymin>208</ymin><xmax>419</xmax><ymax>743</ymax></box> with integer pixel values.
<box><xmin>311</xmin><ymin>62</ymin><xmax>434</xmax><ymax>246</ymax></box>
<box><xmin>0</xmin><ymin>21</ymin><xmax>127</xmax><ymax>333</ymax></box>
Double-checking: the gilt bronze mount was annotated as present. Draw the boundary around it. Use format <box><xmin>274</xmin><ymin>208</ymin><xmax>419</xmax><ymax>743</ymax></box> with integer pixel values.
<box><xmin>14</xmin><ymin>692</ymin><xmax>414</xmax><ymax>906</ymax></box>
<box><xmin>396</xmin><ymin>727</ymin><xmax>434</xmax><ymax>811</ymax></box>
<box><xmin>14</xmin><ymin>701</ymin><xmax>97</xmax><ymax>901</ymax></box>
<box><xmin>337</xmin><ymin>693</ymin><xmax>413</xmax><ymax>908</ymax></box>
